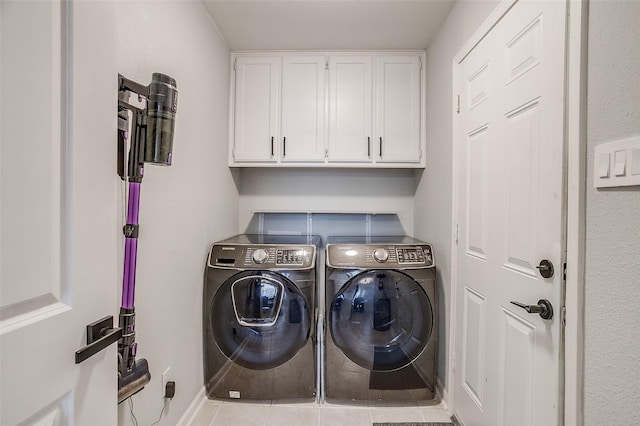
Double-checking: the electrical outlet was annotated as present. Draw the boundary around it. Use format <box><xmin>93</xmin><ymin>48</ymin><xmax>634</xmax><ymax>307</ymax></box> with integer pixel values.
<box><xmin>162</xmin><ymin>367</ymin><xmax>172</xmax><ymax>399</ymax></box>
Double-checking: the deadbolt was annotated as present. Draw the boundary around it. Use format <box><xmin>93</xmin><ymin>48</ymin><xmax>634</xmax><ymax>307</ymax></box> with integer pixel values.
<box><xmin>536</xmin><ymin>259</ymin><xmax>554</xmax><ymax>278</ymax></box>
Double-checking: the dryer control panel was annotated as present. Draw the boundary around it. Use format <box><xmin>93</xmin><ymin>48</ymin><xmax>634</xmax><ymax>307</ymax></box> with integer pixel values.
<box><xmin>327</xmin><ymin>243</ymin><xmax>434</xmax><ymax>269</ymax></box>
<box><xmin>208</xmin><ymin>244</ymin><xmax>316</xmax><ymax>270</ymax></box>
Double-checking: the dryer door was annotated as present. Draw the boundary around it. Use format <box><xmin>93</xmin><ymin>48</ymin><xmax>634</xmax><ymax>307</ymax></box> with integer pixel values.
<box><xmin>329</xmin><ymin>270</ymin><xmax>433</xmax><ymax>371</ymax></box>
<box><xmin>211</xmin><ymin>270</ymin><xmax>310</xmax><ymax>370</ymax></box>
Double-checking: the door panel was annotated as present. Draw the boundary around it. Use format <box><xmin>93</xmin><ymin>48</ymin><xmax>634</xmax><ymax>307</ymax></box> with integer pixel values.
<box><xmin>461</xmin><ymin>287</ymin><xmax>486</xmax><ymax>408</ymax></box>
<box><xmin>1</xmin><ymin>0</ymin><xmax>63</xmax><ymax>310</ymax></box>
<box><xmin>454</xmin><ymin>1</ymin><xmax>566</xmax><ymax>425</ymax></box>
<box><xmin>505</xmin><ymin>16</ymin><xmax>542</xmax><ymax>85</ymax></box>
<box><xmin>504</xmin><ymin>100</ymin><xmax>540</xmax><ymax>276</ymax></box>
<box><xmin>497</xmin><ymin>309</ymin><xmax>536</xmax><ymax>426</ymax></box>
<box><xmin>466</xmin><ymin>126</ymin><xmax>489</xmax><ymax>260</ymax></box>
<box><xmin>467</xmin><ymin>63</ymin><xmax>489</xmax><ymax>110</ymax></box>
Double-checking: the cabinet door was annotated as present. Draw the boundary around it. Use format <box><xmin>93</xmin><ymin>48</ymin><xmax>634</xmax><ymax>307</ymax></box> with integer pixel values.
<box><xmin>328</xmin><ymin>56</ymin><xmax>373</xmax><ymax>163</ymax></box>
<box><xmin>376</xmin><ymin>55</ymin><xmax>421</xmax><ymax>163</ymax></box>
<box><xmin>233</xmin><ymin>56</ymin><xmax>279</xmax><ymax>162</ymax></box>
<box><xmin>281</xmin><ymin>56</ymin><xmax>326</xmax><ymax>162</ymax></box>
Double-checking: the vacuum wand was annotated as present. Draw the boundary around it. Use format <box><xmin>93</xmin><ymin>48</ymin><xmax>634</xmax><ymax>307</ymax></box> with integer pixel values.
<box><xmin>117</xmin><ymin>73</ymin><xmax>178</xmax><ymax>403</ymax></box>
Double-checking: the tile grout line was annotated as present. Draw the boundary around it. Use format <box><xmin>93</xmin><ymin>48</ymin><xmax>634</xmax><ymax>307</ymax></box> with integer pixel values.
<box><xmin>206</xmin><ymin>402</ymin><xmax>221</xmax><ymax>426</ymax></box>
<box><xmin>203</xmin><ymin>400</ymin><xmax>451</xmax><ymax>425</ymax></box>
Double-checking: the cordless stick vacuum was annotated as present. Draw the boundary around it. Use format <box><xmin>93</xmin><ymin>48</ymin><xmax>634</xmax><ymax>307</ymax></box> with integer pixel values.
<box><xmin>116</xmin><ymin>73</ymin><xmax>178</xmax><ymax>403</ymax></box>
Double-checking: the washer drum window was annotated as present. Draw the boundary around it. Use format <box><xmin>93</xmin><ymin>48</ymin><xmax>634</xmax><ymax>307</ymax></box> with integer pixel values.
<box><xmin>329</xmin><ymin>270</ymin><xmax>433</xmax><ymax>371</ymax></box>
<box><xmin>211</xmin><ymin>271</ymin><xmax>310</xmax><ymax>370</ymax></box>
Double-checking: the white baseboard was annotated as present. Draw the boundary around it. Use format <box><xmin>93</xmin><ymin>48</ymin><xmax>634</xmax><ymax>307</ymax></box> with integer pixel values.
<box><xmin>176</xmin><ymin>386</ymin><xmax>207</xmax><ymax>426</ymax></box>
<box><xmin>436</xmin><ymin>377</ymin><xmax>450</xmax><ymax>413</ymax></box>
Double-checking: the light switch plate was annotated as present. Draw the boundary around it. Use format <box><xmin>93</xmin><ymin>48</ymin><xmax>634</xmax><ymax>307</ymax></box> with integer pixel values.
<box><xmin>594</xmin><ymin>136</ymin><xmax>640</xmax><ymax>188</ymax></box>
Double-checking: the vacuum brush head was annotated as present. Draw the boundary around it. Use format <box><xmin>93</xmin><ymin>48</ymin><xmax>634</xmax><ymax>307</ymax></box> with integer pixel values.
<box><xmin>118</xmin><ymin>358</ymin><xmax>151</xmax><ymax>404</ymax></box>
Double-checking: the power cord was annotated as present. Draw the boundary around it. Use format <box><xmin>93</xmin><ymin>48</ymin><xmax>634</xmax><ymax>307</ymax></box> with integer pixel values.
<box><xmin>127</xmin><ymin>397</ymin><xmax>139</xmax><ymax>426</ymax></box>
<box><xmin>149</xmin><ymin>402</ymin><xmax>168</xmax><ymax>426</ymax></box>
<box><xmin>127</xmin><ymin>381</ymin><xmax>175</xmax><ymax>426</ymax></box>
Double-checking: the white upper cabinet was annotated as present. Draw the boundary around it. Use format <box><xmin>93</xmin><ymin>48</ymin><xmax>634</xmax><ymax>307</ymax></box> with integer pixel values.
<box><xmin>281</xmin><ymin>55</ymin><xmax>326</xmax><ymax>162</ymax></box>
<box><xmin>327</xmin><ymin>55</ymin><xmax>373</xmax><ymax>163</ymax></box>
<box><xmin>232</xmin><ymin>56</ymin><xmax>280</xmax><ymax>162</ymax></box>
<box><xmin>229</xmin><ymin>51</ymin><xmax>425</xmax><ymax>168</ymax></box>
<box><xmin>376</xmin><ymin>55</ymin><xmax>422</xmax><ymax>163</ymax></box>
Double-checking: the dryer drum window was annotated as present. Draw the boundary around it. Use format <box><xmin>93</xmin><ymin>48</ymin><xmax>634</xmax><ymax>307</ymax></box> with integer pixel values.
<box><xmin>329</xmin><ymin>270</ymin><xmax>433</xmax><ymax>372</ymax></box>
<box><xmin>211</xmin><ymin>270</ymin><xmax>311</xmax><ymax>370</ymax></box>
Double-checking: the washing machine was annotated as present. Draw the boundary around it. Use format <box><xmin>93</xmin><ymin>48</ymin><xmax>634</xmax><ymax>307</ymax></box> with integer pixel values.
<box><xmin>203</xmin><ymin>234</ymin><xmax>320</xmax><ymax>402</ymax></box>
<box><xmin>324</xmin><ymin>236</ymin><xmax>437</xmax><ymax>404</ymax></box>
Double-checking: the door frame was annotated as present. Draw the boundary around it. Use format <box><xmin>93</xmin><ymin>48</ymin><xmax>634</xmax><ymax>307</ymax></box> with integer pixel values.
<box><xmin>448</xmin><ymin>0</ymin><xmax>587</xmax><ymax>424</ymax></box>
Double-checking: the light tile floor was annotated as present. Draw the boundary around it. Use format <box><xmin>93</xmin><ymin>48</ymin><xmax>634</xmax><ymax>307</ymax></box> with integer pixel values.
<box><xmin>190</xmin><ymin>400</ymin><xmax>452</xmax><ymax>426</ymax></box>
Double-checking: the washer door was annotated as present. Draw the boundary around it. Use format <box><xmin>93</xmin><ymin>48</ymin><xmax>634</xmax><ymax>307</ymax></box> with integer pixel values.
<box><xmin>329</xmin><ymin>270</ymin><xmax>433</xmax><ymax>371</ymax></box>
<box><xmin>211</xmin><ymin>270</ymin><xmax>310</xmax><ymax>370</ymax></box>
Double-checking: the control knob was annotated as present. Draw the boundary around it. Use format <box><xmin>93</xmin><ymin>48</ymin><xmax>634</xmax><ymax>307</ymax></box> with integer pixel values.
<box><xmin>373</xmin><ymin>248</ymin><xmax>389</xmax><ymax>263</ymax></box>
<box><xmin>252</xmin><ymin>248</ymin><xmax>269</xmax><ymax>264</ymax></box>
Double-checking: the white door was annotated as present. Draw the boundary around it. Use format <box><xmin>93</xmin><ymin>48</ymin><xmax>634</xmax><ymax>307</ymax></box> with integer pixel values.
<box><xmin>327</xmin><ymin>55</ymin><xmax>373</xmax><ymax>163</ymax></box>
<box><xmin>233</xmin><ymin>56</ymin><xmax>280</xmax><ymax>162</ymax></box>
<box><xmin>375</xmin><ymin>55</ymin><xmax>421</xmax><ymax>164</ymax></box>
<box><xmin>281</xmin><ymin>55</ymin><xmax>326</xmax><ymax>163</ymax></box>
<box><xmin>1</xmin><ymin>1</ymin><xmax>117</xmax><ymax>424</ymax></box>
<box><xmin>453</xmin><ymin>1</ymin><xmax>566</xmax><ymax>425</ymax></box>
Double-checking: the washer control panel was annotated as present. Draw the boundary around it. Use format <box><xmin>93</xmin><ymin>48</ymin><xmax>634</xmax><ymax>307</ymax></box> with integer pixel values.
<box><xmin>396</xmin><ymin>246</ymin><xmax>426</xmax><ymax>264</ymax></box>
<box><xmin>327</xmin><ymin>243</ymin><xmax>434</xmax><ymax>268</ymax></box>
<box><xmin>209</xmin><ymin>244</ymin><xmax>316</xmax><ymax>269</ymax></box>
<box><xmin>275</xmin><ymin>248</ymin><xmax>305</xmax><ymax>265</ymax></box>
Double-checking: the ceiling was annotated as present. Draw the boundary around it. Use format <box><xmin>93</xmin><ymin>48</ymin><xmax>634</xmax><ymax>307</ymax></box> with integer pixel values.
<box><xmin>202</xmin><ymin>0</ymin><xmax>456</xmax><ymax>51</ymax></box>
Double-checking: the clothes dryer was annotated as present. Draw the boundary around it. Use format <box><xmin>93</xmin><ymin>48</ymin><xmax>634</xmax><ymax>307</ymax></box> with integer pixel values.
<box><xmin>203</xmin><ymin>234</ymin><xmax>320</xmax><ymax>402</ymax></box>
<box><xmin>324</xmin><ymin>236</ymin><xmax>437</xmax><ymax>404</ymax></box>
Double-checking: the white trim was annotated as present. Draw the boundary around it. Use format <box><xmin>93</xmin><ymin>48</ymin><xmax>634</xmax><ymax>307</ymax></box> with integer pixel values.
<box><xmin>436</xmin><ymin>377</ymin><xmax>451</xmax><ymax>416</ymax></box>
<box><xmin>228</xmin><ymin>52</ymin><xmax>236</xmax><ymax>165</ymax></box>
<box><xmin>564</xmin><ymin>1</ymin><xmax>588</xmax><ymax>425</ymax></box>
<box><xmin>453</xmin><ymin>0</ymin><xmax>517</xmax><ymax>65</ymax></box>
<box><xmin>448</xmin><ymin>59</ymin><xmax>461</xmax><ymax>417</ymax></box>
<box><xmin>176</xmin><ymin>386</ymin><xmax>207</xmax><ymax>426</ymax></box>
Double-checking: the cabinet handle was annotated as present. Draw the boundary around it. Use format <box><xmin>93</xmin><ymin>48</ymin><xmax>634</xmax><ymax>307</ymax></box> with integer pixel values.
<box><xmin>379</xmin><ymin>137</ymin><xmax>383</xmax><ymax>157</ymax></box>
<box><xmin>367</xmin><ymin>137</ymin><xmax>371</xmax><ymax>158</ymax></box>
<box><xmin>271</xmin><ymin>136</ymin><xmax>274</xmax><ymax>157</ymax></box>
<box><xmin>283</xmin><ymin>137</ymin><xmax>286</xmax><ymax>157</ymax></box>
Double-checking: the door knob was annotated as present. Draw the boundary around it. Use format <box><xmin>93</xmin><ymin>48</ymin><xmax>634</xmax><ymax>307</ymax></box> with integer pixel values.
<box><xmin>75</xmin><ymin>316</ymin><xmax>123</xmax><ymax>364</ymax></box>
<box><xmin>510</xmin><ymin>299</ymin><xmax>554</xmax><ymax>320</ymax></box>
<box><xmin>536</xmin><ymin>259</ymin><xmax>554</xmax><ymax>278</ymax></box>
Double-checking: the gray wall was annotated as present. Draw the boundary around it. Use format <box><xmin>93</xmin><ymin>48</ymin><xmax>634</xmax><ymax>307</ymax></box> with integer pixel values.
<box><xmin>413</xmin><ymin>0</ymin><xmax>500</xmax><ymax>393</ymax></box>
<box><xmin>584</xmin><ymin>1</ymin><xmax>640</xmax><ymax>424</ymax></box>
<box><xmin>238</xmin><ymin>169</ymin><xmax>417</xmax><ymax>235</ymax></box>
<box><xmin>101</xmin><ymin>2</ymin><xmax>240</xmax><ymax>425</ymax></box>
